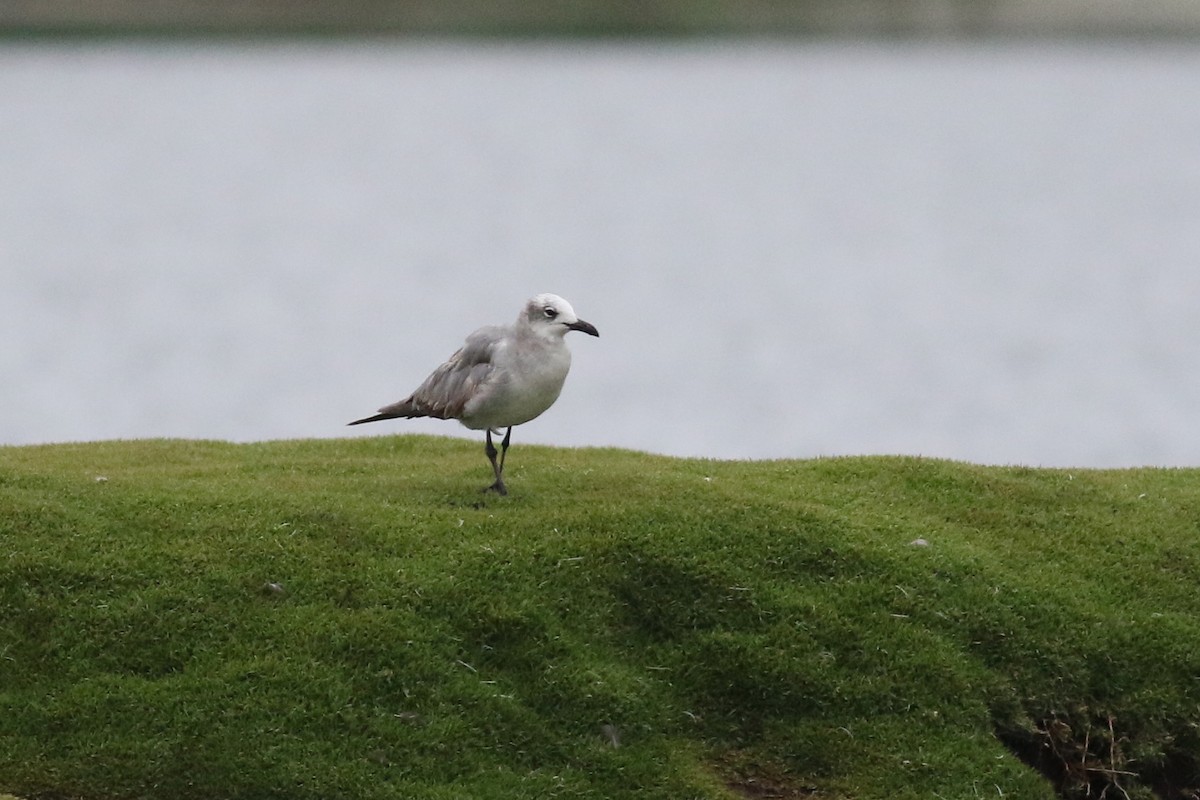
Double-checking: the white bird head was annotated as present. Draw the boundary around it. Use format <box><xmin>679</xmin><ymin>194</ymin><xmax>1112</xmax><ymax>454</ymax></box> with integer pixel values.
<box><xmin>521</xmin><ymin>293</ymin><xmax>600</xmax><ymax>339</ymax></box>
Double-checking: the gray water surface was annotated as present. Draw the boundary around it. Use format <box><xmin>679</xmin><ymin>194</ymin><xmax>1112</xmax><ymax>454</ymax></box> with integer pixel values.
<box><xmin>3</xmin><ymin>41</ymin><xmax>1199</xmax><ymax>466</ymax></box>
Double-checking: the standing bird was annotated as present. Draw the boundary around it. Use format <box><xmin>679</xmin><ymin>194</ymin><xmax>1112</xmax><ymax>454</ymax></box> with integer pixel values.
<box><xmin>349</xmin><ymin>293</ymin><xmax>599</xmax><ymax>495</ymax></box>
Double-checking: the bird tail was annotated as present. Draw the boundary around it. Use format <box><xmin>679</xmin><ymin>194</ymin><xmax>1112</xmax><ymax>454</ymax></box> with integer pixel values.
<box><xmin>347</xmin><ymin>399</ymin><xmax>430</xmax><ymax>426</ymax></box>
<box><xmin>347</xmin><ymin>412</ymin><xmax>399</xmax><ymax>426</ymax></box>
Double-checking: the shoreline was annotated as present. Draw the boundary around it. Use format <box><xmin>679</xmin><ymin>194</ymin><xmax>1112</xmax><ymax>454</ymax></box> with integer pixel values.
<box><xmin>3</xmin><ymin>0</ymin><xmax>1200</xmax><ymax>39</ymax></box>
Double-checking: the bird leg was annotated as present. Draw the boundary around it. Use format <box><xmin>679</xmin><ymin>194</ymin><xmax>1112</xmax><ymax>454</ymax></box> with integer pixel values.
<box><xmin>498</xmin><ymin>425</ymin><xmax>512</xmax><ymax>474</ymax></box>
<box><xmin>484</xmin><ymin>428</ymin><xmax>510</xmax><ymax>496</ymax></box>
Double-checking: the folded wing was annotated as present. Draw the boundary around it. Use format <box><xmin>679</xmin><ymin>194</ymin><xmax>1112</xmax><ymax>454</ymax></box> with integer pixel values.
<box><xmin>348</xmin><ymin>327</ymin><xmax>500</xmax><ymax>425</ymax></box>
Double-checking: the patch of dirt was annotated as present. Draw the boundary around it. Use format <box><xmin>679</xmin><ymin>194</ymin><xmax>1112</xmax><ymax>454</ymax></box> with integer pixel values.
<box><xmin>724</xmin><ymin>774</ymin><xmax>823</xmax><ymax>798</ymax></box>
<box><xmin>715</xmin><ymin>751</ymin><xmax>824</xmax><ymax>799</ymax></box>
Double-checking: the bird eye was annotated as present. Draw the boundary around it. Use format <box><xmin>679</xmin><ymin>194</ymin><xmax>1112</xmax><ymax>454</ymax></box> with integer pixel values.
<box><xmin>543</xmin><ymin>306</ymin><xmax>559</xmax><ymax>319</ymax></box>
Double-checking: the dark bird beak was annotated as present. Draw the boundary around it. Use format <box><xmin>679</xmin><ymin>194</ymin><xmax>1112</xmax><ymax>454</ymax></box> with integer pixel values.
<box><xmin>567</xmin><ymin>319</ymin><xmax>599</xmax><ymax>337</ymax></box>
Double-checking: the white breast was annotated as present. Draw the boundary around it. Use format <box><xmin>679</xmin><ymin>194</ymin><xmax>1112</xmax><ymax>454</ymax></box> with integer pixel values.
<box><xmin>459</xmin><ymin>338</ymin><xmax>572</xmax><ymax>430</ymax></box>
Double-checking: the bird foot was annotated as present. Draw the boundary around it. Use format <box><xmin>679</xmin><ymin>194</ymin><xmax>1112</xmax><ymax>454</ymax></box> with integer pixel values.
<box><xmin>483</xmin><ymin>479</ymin><xmax>508</xmax><ymax>496</ymax></box>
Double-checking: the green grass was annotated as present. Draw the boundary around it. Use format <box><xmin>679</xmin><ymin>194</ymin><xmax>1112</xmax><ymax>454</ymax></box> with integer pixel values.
<box><xmin>2</xmin><ymin>436</ymin><xmax>1199</xmax><ymax>799</ymax></box>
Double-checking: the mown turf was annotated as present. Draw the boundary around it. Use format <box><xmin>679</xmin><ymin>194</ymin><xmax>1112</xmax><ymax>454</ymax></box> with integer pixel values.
<box><xmin>2</xmin><ymin>436</ymin><xmax>1198</xmax><ymax>799</ymax></box>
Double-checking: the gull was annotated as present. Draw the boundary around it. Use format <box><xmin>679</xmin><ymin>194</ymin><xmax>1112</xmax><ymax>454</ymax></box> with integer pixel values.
<box><xmin>349</xmin><ymin>293</ymin><xmax>599</xmax><ymax>495</ymax></box>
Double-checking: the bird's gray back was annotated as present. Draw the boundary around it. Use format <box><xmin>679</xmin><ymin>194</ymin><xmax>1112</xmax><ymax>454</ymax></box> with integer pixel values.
<box><xmin>379</xmin><ymin>325</ymin><xmax>504</xmax><ymax>421</ymax></box>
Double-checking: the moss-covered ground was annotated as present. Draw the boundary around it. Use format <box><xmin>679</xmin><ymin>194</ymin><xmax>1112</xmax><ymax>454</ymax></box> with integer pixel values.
<box><xmin>2</xmin><ymin>436</ymin><xmax>1198</xmax><ymax>799</ymax></box>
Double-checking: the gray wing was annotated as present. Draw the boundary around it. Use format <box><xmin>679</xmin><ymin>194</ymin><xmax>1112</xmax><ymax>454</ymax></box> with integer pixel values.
<box><xmin>352</xmin><ymin>326</ymin><xmax>503</xmax><ymax>424</ymax></box>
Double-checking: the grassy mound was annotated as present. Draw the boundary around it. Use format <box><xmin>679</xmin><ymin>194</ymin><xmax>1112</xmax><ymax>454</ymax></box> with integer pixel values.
<box><xmin>2</xmin><ymin>436</ymin><xmax>1198</xmax><ymax>799</ymax></box>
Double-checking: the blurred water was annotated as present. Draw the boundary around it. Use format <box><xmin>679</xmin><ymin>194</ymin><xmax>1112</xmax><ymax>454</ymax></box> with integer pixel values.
<box><xmin>2</xmin><ymin>40</ymin><xmax>1199</xmax><ymax>466</ymax></box>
